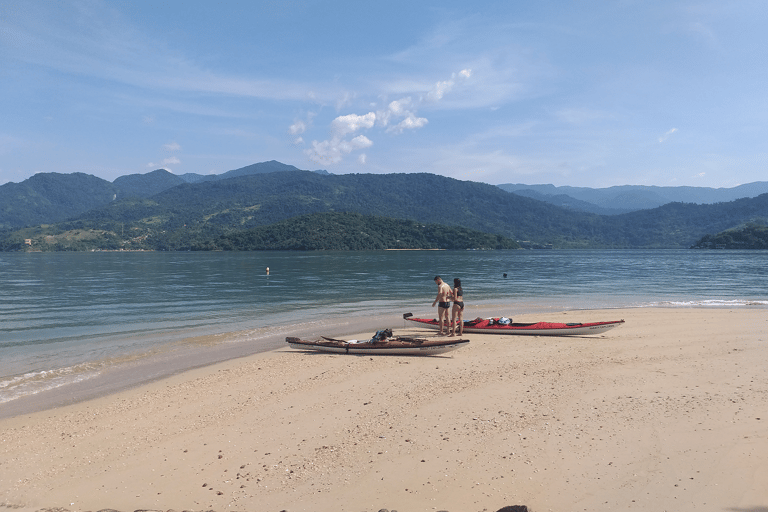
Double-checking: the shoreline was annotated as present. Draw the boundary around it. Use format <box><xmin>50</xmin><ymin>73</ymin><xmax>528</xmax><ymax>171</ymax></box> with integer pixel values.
<box><xmin>1</xmin><ymin>307</ymin><xmax>767</xmax><ymax>512</ymax></box>
<box><xmin>0</xmin><ymin>303</ymin><xmax>635</xmax><ymax>419</ymax></box>
<box><xmin>2</xmin><ymin>302</ymin><xmax>765</xmax><ymax>418</ymax></box>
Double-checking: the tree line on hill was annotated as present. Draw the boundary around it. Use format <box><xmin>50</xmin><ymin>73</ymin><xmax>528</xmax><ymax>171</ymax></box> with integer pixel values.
<box><xmin>691</xmin><ymin>223</ymin><xmax>768</xmax><ymax>249</ymax></box>
<box><xmin>0</xmin><ymin>212</ymin><xmax>518</xmax><ymax>252</ymax></box>
<box><xmin>216</xmin><ymin>212</ymin><xmax>518</xmax><ymax>251</ymax></box>
<box><xmin>2</xmin><ymin>165</ymin><xmax>768</xmax><ymax>251</ymax></box>
<box><xmin>0</xmin><ymin>161</ymin><xmax>305</xmax><ymax>230</ymax></box>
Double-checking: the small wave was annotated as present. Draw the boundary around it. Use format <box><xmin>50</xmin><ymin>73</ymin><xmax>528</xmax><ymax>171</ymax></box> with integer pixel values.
<box><xmin>0</xmin><ymin>348</ymin><xmax>165</xmax><ymax>405</ymax></box>
<box><xmin>659</xmin><ymin>299</ymin><xmax>768</xmax><ymax>307</ymax></box>
<box><xmin>0</xmin><ymin>364</ymin><xmax>101</xmax><ymax>404</ymax></box>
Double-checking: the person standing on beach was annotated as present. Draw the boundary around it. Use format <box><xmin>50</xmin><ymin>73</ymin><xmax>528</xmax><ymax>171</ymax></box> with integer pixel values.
<box><xmin>431</xmin><ymin>276</ymin><xmax>452</xmax><ymax>335</ymax></box>
<box><xmin>449</xmin><ymin>278</ymin><xmax>464</xmax><ymax>337</ymax></box>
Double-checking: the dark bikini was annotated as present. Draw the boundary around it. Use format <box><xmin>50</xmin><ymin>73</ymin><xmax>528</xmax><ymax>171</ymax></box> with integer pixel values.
<box><xmin>453</xmin><ymin>287</ymin><xmax>464</xmax><ymax>309</ymax></box>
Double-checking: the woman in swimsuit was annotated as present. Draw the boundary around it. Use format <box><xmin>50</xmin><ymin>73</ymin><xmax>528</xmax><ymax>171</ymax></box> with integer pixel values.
<box><xmin>449</xmin><ymin>278</ymin><xmax>464</xmax><ymax>336</ymax></box>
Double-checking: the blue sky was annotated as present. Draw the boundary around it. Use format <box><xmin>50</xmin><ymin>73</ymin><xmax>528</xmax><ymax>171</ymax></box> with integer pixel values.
<box><xmin>2</xmin><ymin>1</ymin><xmax>767</xmax><ymax>188</ymax></box>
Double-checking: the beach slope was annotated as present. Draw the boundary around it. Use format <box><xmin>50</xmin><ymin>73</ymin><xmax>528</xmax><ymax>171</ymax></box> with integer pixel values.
<box><xmin>1</xmin><ymin>308</ymin><xmax>766</xmax><ymax>511</ymax></box>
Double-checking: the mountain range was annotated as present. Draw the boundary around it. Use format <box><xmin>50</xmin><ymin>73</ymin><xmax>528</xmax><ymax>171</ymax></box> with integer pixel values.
<box><xmin>2</xmin><ymin>161</ymin><xmax>768</xmax><ymax>250</ymax></box>
<box><xmin>498</xmin><ymin>182</ymin><xmax>768</xmax><ymax>214</ymax></box>
<box><xmin>0</xmin><ymin>161</ymin><xmax>320</xmax><ymax>229</ymax></box>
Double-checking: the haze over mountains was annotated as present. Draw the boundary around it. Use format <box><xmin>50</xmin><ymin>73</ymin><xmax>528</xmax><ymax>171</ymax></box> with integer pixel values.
<box><xmin>2</xmin><ymin>161</ymin><xmax>768</xmax><ymax>249</ymax></box>
<box><xmin>498</xmin><ymin>182</ymin><xmax>768</xmax><ymax>215</ymax></box>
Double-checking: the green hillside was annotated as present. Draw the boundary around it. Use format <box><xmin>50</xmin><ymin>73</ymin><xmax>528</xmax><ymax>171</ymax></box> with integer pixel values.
<box><xmin>3</xmin><ymin>169</ymin><xmax>768</xmax><ymax>251</ymax></box>
<box><xmin>216</xmin><ymin>212</ymin><xmax>519</xmax><ymax>251</ymax></box>
<box><xmin>2</xmin><ymin>212</ymin><xmax>518</xmax><ymax>252</ymax></box>
<box><xmin>71</xmin><ymin>170</ymin><xmax>598</xmax><ymax>246</ymax></box>
<box><xmin>113</xmin><ymin>169</ymin><xmax>185</xmax><ymax>199</ymax></box>
<box><xmin>0</xmin><ymin>172</ymin><xmax>119</xmax><ymax>229</ymax></box>
<box><xmin>691</xmin><ymin>223</ymin><xmax>768</xmax><ymax>249</ymax></box>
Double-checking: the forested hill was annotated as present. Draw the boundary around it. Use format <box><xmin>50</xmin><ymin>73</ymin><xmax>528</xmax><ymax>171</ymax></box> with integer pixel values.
<box><xmin>0</xmin><ymin>173</ymin><xmax>119</xmax><ymax>228</ymax></box>
<box><xmin>215</xmin><ymin>212</ymin><xmax>519</xmax><ymax>251</ymax></box>
<box><xmin>76</xmin><ymin>171</ymin><xmax>596</xmax><ymax>245</ymax></box>
<box><xmin>0</xmin><ymin>161</ymin><xmax>319</xmax><ymax>229</ymax></box>
<box><xmin>83</xmin><ymin>171</ymin><xmax>768</xmax><ymax>248</ymax></box>
<box><xmin>691</xmin><ymin>223</ymin><xmax>768</xmax><ymax>249</ymax></box>
<box><xmin>3</xmin><ymin>170</ymin><xmax>768</xmax><ymax>250</ymax></box>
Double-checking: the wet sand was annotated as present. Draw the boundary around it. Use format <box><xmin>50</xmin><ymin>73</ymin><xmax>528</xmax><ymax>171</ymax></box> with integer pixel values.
<box><xmin>1</xmin><ymin>308</ymin><xmax>766</xmax><ymax>512</ymax></box>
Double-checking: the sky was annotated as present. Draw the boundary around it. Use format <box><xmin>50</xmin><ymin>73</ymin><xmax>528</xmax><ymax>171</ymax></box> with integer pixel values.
<box><xmin>1</xmin><ymin>1</ymin><xmax>767</xmax><ymax>188</ymax></box>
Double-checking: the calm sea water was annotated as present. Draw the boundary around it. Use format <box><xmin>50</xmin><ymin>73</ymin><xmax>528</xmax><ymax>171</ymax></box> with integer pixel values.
<box><xmin>1</xmin><ymin>250</ymin><xmax>766</xmax><ymax>412</ymax></box>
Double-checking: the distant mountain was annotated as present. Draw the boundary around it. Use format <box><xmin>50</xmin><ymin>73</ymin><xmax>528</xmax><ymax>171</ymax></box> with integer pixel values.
<box><xmin>498</xmin><ymin>182</ymin><xmax>768</xmax><ymax>213</ymax></box>
<box><xmin>5</xmin><ymin>170</ymin><xmax>768</xmax><ymax>251</ymax></box>
<box><xmin>177</xmin><ymin>172</ymin><xmax>211</xmax><ymax>184</ymax></box>
<box><xmin>0</xmin><ymin>161</ymin><xmax>329</xmax><ymax>229</ymax></box>
<box><xmin>0</xmin><ymin>172</ymin><xmax>118</xmax><ymax>229</ymax></box>
<box><xmin>509</xmin><ymin>189</ymin><xmax>629</xmax><ymax>215</ymax></box>
<box><xmin>218</xmin><ymin>160</ymin><xmax>303</xmax><ymax>179</ymax></box>
<box><xmin>113</xmin><ymin>169</ymin><xmax>185</xmax><ymax>198</ymax></box>
<box><xmin>177</xmin><ymin>160</ymin><xmax>330</xmax><ymax>184</ymax></box>
<box><xmin>606</xmin><ymin>194</ymin><xmax>768</xmax><ymax>247</ymax></box>
<box><xmin>96</xmin><ymin>171</ymin><xmax>580</xmax><ymax>243</ymax></box>
<box><xmin>6</xmin><ymin>161</ymin><xmax>768</xmax><ymax>250</ymax></box>
<box><xmin>177</xmin><ymin>160</ymin><xmax>303</xmax><ymax>184</ymax></box>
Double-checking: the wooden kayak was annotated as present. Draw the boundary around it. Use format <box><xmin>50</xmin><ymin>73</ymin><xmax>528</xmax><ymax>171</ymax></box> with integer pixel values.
<box><xmin>285</xmin><ymin>335</ymin><xmax>469</xmax><ymax>355</ymax></box>
<box><xmin>403</xmin><ymin>313</ymin><xmax>624</xmax><ymax>336</ymax></box>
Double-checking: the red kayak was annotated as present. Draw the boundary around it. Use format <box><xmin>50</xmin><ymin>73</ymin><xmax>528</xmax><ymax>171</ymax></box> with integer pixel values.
<box><xmin>403</xmin><ymin>313</ymin><xmax>624</xmax><ymax>336</ymax></box>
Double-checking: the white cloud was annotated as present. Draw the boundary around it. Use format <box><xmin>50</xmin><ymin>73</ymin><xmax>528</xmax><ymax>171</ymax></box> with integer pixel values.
<box><xmin>289</xmin><ymin>120</ymin><xmax>307</xmax><ymax>135</ymax></box>
<box><xmin>388</xmin><ymin>113</ymin><xmax>428</xmax><ymax>134</ymax></box>
<box><xmin>305</xmin><ymin>134</ymin><xmax>373</xmax><ymax>165</ymax></box>
<box><xmin>163</xmin><ymin>142</ymin><xmax>181</xmax><ymax>151</ymax></box>
<box><xmin>426</xmin><ymin>69</ymin><xmax>472</xmax><ymax>102</ymax></box>
<box><xmin>303</xmin><ymin>68</ymin><xmax>468</xmax><ymax>165</ymax></box>
<box><xmin>358</xmin><ymin>153</ymin><xmax>367</xmax><ymax>164</ymax></box>
<box><xmin>162</xmin><ymin>156</ymin><xmax>180</xmax><ymax>165</ymax></box>
<box><xmin>350</xmin><ymin>135</ymin><xmax>373</xmax><ymax>149</ymax></box>
<box><xmin>377</xmin><ymin>98</ymin><xmax>415</xmax><ymax>128</ymax></box>
<box><xmin>387</xmin><ymin>97</ymin><xmax>411</xmax><ymax>115</ymax></box>
<box><xmin>289</xmin><ymin>120</ymin><xmax>307</xmax><ymax>144</ymax></box>
<box><xmin>305</xmin><ymin>113</ymin><xmax>377</xmax><ymax>164</ymax></box>
<box><xmin>331</xmin><ymin>112</ymin><xmax>376</xmax><ymax>139</ymax></box>
<box><xmin>659</xmin><ymin>128</ymin><xmax>678</xmax><ymax>143</ymax></box>
<box><xmin>289</xmin><ymin>113</ymin><xmax>317</xmax><ymax>144</ymax></box>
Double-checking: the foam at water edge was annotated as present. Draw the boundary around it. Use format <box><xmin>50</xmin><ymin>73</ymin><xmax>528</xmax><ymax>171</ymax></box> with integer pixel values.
<box><xmin>0</xmin><ymin>366</ymin><xmax>101</xmax><ymax>404</ymax></box>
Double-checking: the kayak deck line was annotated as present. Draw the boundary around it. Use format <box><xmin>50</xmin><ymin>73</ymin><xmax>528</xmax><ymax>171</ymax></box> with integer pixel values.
<box><xmin>403</xmin><ymin>313</ymin><xmax>624</xmax><ymax>336</ymax></box>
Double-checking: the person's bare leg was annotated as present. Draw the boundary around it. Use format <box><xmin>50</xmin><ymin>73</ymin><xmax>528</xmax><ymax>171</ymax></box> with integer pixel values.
<box><xmin>438</xmin><ymin>307</ymin><xmax>447</xmax><ymax>334</ymax></box>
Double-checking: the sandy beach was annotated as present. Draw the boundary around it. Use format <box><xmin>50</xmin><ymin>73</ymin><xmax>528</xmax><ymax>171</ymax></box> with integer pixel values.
<box><xmin>1</xmin><ymin>307</ymin><xmax>766</xmax><ymax>512</ymax></box>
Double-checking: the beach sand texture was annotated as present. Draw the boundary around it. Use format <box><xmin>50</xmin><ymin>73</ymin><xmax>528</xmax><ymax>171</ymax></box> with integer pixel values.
<box><xmin>1</xmin><ymin>308</ymin><xmax>766</xmax><ymax>512</ymax></box>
